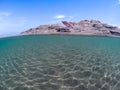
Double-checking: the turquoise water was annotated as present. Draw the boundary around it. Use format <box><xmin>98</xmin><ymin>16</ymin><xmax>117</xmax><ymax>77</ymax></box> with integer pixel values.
<box><xmin>0</xmin><ymin>35</ymin><xmax>120</xmax><ymax>90</ymax></box>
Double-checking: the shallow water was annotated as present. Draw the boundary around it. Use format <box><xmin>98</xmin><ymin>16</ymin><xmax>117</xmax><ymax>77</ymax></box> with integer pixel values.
<box><xmin>0</xmin><ymin>35</ymin><xmax>120</xmax><ymax>90</ymax></box>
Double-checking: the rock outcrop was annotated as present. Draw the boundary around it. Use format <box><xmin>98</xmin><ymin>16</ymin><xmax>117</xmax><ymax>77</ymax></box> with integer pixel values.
<box><xmin>21</xmin><ymin>20</ymin><xmax>120</xmax><ymax>37</ymax></box>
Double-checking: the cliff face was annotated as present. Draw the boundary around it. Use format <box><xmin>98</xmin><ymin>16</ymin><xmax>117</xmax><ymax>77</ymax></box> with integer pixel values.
<box><xmin>21</xmin><ymin>20</ymin><xmax>120</xmax><ymax>36</ymax></box>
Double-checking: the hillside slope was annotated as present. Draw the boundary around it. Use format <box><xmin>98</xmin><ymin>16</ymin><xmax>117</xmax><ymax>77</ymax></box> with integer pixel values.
<box><xmin>21</xmin><ymin>20</ymin><xmax>120</xmax><ymax>36</ymax></box>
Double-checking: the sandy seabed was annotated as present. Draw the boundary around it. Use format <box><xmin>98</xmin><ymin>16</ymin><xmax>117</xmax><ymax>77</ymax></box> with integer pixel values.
<box><xmin>0</xmin><ymin>35</ymin><xmax>120</xmax><ymax>90</ymax></box>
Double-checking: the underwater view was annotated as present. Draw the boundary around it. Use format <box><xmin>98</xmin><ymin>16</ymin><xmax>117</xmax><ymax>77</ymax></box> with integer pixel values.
<box><xmin>0</xmin><ymin>35</ymin><xmax>120</xmax><ymax>90</ymax></box>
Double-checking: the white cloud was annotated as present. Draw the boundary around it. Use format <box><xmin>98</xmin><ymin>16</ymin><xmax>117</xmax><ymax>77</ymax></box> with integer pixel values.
<box><xmin>0</xmin><ymin>11</ymin><xmax>28</xmax><ymax>36</ymax></box>
<box><xmin>51</xmin><ymin>14</ymin><xmax>78</xmax><ymax>24</ymax></box>
<box><xmin>54</xmin><ymin>14</ymin><xmax>66</xmax><ymax>19</ymax></box>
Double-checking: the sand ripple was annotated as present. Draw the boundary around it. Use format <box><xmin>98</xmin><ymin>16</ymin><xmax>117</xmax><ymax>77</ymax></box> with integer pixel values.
<box><xmin>0</xmin><ymin>35</ymin><xmax>120</xmax><ymax>90</ymax></box>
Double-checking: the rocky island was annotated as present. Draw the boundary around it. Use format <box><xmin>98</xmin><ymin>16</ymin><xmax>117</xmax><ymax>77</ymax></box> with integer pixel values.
<box><xmin>21</xmin><ymin>20</ymin><xmax>120</xmax><ymax>37</ymax></box>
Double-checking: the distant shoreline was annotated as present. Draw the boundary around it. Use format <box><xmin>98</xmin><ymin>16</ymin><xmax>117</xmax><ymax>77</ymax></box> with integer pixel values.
<box><xmin>0</xmin><ymin>33</ymin><xmax>120</xmax><ymax>40</ymax></box>
<box><xmin>21</xmin><ymin>20</ymin><xmax>120</xmax><ymax>38</ymax></box>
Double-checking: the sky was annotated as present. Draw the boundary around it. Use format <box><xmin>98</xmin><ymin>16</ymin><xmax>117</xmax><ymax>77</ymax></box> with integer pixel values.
<box><xmin>0</xmin><ymin>0</ymin><xmax>120</xmax><ymax>37</ymax></box>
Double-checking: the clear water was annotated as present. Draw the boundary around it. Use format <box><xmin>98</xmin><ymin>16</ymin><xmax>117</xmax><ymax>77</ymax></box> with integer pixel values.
<box><xmin>0</xmin><ymin>35</ymin><xmax>120</xmax><ymax>90</ymax></box>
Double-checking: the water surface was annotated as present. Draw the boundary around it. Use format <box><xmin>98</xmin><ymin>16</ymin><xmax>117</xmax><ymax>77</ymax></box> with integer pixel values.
<box><xmin>0</xmin><ymin>35</ymin><xmax>120</xmax><ymax>90</ymax></box>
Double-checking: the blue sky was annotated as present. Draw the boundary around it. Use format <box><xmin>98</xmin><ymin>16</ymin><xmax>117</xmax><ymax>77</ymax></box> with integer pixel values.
<box><xmin>0</xmin><ymin>0</ymin><xmax>120</xmax><ymax>37</ymax></box>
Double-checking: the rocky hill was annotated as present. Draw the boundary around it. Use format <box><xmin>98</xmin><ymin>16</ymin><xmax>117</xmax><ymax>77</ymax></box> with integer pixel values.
<box><xmin>21</xmin><ymin>20</ymin><xmax>120</xmax><ymax>37</ymax></box>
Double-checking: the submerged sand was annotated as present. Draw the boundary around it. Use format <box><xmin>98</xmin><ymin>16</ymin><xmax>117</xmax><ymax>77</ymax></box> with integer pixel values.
<box><xmin>0</xmin><ymin>35</ymin><xmax>120</xmax><ymax>90</ymax></box>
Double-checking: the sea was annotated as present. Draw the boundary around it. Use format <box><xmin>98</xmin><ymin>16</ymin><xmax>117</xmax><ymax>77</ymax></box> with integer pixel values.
<box><xmin>0</xmin><ymin>35</ymin><xmax>120</xmax><ymax>90</ymax></box>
